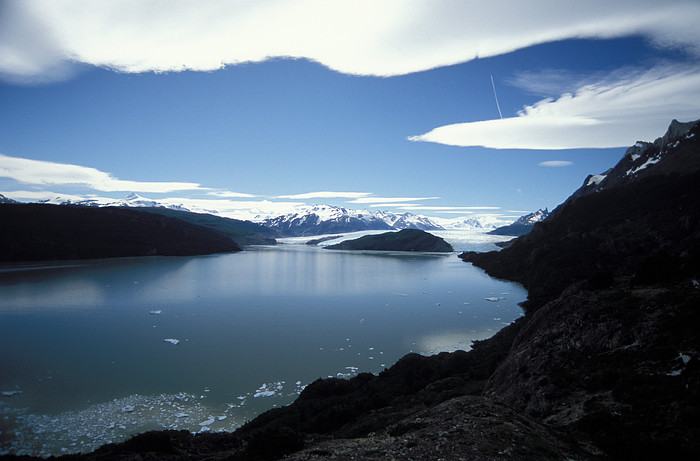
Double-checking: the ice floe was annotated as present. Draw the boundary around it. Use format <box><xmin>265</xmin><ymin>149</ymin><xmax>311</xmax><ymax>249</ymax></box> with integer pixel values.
<box><xmin>0</xmin><ymin>392</ymin><xmax>244</xmax><ymax>458</ymax></box>
<box><xmin>198</xmin><ymin>416</ymin><xmax>215</xmax><ymax>426</ymax></box>
<box><xmin>149</xmin><ymin>310</ymin><xmax>163</xmax><ymax>315</ymax></box>
<box><xmin>1</xmin><ymin>391</ymin><xmax>22</xmax><ymax>397</ymax></box>
<box><xmin>485</xmin><ymin>297</ymin><xmax>500</xmax><ymax>302</ymax></box>
<box><xmin>163</xmin><ymin>338</ymin><xmax>180</xmax><ymax>345</ymax></box>
<box><xmin>253</xmin><ymin>381</ymin><xmax>285</xmax><ymax>398</ymax></box>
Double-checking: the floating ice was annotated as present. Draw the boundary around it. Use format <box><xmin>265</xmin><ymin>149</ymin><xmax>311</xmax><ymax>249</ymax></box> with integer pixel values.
<box><xmin>198</xmin><ymin>417</ymin><xmax>215</xmax><ymax>427</ymax></box>
<box><xmin>0</xmin><ymin>392</ymin><xmax>243</xmax><ymax>458</ymax></box>
<box><xmin>2</xmin><ymin>390</ymin><xmax>22</xmax><ymax>397</ymax></box>
<box><xmin>163</xmin><ymin>338</ymin><xmax>180</xmax><ymax>345</ymax></box>
<box><xmin>149</xmin><ymin>310</ymin><xmax>163</xmax><ymax>315</ymax></box>
<box><xmin>253</xmin><ymin>382</ymin><xmax>285</xmax><ymax>398</ymax></box>
<box><xmin>254</xmin><ymin>390</ymin><xmax>275</xmax><ymax>398</ymax></box>
<box><xmin>485</xmin><ymin>297</ymin><xmax>500</xmax><ymax>302</ymax></box>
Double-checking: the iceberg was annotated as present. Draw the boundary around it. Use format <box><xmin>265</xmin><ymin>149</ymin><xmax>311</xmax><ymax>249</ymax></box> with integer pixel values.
<box><xmin>2</xmin><ymin>390</ymin><xmax>23</xmax><ymax>397</ymax></box>
<box><xmin>163</xmin><ymin>338</ymin><xmax>180</xmax><ymax>345</ymax></box>
<box><xmin>198</xmin><ymin>417</ymin><xmax>215</xmax><ymax>427</ymax></box>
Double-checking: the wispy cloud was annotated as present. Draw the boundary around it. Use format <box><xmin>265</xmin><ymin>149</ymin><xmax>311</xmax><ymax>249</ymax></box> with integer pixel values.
<box><xmin>1</xmin><ymin>1</ymin><xmax>699</xmax><ymax>82</ymax></box>
<box><xmin>276</xmin><ymin>191</ymin><xmax>372</xmax><ymax>200</ymax></box>
<box><xmin>0</xmin><ymin>153</ymin><xmax>205</xmax><ymax>193</ymax></box>
<box><xmin>395</xmin><ymin>206</ymin><xmax>500</xmax><ymax>211</ymax></box>
<box><xmin>207</xmin><ymin>190</ymin><xmax>258</xmax><ymax>198</ymax></box>
<box><xmin>156</xmin><ymin>197</ymin><xmax>306</xmax><ymax>219</ymax></box>
<box><xmin>0</xmin><ymin>190</ymin><xmax>111</xmax><ymax>203</ymax></box>
<box><xmin>349</xmin><ymin>196</ymin><xmax>440</xmax><ymax>204</ymax></box>
<box><xmin>410</xmin><ymin>65</ymin><xmax>700</xmax><ymax>149</ymax></box>
<box><xmin>539</xmin><ymin>161</ymin><xmax>573</xmax><ymax>167</ymax></box>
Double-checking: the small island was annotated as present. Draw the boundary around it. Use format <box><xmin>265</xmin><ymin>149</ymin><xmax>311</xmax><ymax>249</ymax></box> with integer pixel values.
<box><xmin>324</xmin><ymin>229</ymin><xmax>453</xmax><ymax>252</ymax></box>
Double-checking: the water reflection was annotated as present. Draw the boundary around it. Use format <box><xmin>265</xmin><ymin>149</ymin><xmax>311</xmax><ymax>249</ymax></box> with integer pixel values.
<box><xmin>0</xmin><ymin>245</ymin><xmax>525</xmax><ymax>456</ymax></box>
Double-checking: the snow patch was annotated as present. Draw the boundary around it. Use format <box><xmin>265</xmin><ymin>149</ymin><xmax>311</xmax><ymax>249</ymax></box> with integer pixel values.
<box><xmin>627</xmin><ymin>155</ymin><xmax>662</xmax><ymax>176</ymax></box>
<box><xmin>586</xmin><ymin>175</ymin><xmax>606</xmax><ymax>187</ymax></box>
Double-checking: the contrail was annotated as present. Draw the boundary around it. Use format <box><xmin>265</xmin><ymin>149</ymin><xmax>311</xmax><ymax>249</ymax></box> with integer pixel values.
<box><xmin>490</xmin><ymin>74</ymin><xmax>503</xmax><ymax>119</ymax></box>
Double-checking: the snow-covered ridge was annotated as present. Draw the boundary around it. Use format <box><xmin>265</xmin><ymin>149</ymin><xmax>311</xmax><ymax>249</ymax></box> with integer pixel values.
<box><xmin>514</xmin><ymin>208</ymin><xmax>549</xmax><ymax>225</ymax></box>
<box><xmin>36</xmin><ymin>193</ymin><xmax>216</xmax><ymax>214</ymax></box>
<box><xmin>433</xmin><ymin>215</ymin><xmax>513</xmax><ymax>230</ymax></box>
<box><xmin>255</xmin><ymin>204</ymin><xmax>445</xmax><ymax>237</ymax></box>
<box><xmin>574</xmin><ymin>118</ymin><xmax>700</xmax><ymax>199</ymax></box>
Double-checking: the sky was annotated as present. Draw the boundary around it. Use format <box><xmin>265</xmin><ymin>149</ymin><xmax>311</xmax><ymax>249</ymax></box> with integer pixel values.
<box><xmin>1</xmin><ymin>0</ymin><xmax>700</xmax><ymax>223</ymax></box>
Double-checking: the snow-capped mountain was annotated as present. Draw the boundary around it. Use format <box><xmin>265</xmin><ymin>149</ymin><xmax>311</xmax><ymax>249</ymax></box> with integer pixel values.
<box><xmin>257</xmin><ymin>205</ymin><xmax>443</xmax><ymax>237</ymax></box>
<box><xmin>0</xmin><ymin>193</ymin><xmax>18</xmax><ymax>204</ymax></box>
<box><xmin>573</xmin><ymin>119</ymin><xmax>699</xmax><ymax>199</ymax></box>
<box><xmin>372</xmin><ymin>210</ymin><xmax>444</xmax><ymax>231</ymax></box>
<box><xmin>488</xmin><ymin>209</ymin><xmax>550</xmax><ymax>236</ymax></box>
<box><xmin>38</xmin><ymin>193</ymin><xmax>213</xmax><ymax>214</ymax></box>
<box><xmin>513</xmin><ymin>208</ymin><xmax>549</xmax><ymax>226</ymax></box>
<box><xmin>434</xmin><ymin>215</ymin><xmax>510</xmax><ymax>230</ymax></box>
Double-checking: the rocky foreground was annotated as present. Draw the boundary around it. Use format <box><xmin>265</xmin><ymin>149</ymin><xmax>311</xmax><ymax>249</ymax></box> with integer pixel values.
<box><xmin>4</xmin><ymin>120</ymin><xmax>700</xmax><ymax>460</ymax></box>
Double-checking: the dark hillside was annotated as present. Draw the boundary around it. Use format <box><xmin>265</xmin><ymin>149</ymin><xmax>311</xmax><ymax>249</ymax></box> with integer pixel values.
<box><xmin>0</xmin><ymin>203</ymin><xmax>241</xmax><ymax>262</ymax></box>
<box><xmin>324</xmin><ymin>229</ymin><xmax>453</xmax><ymax>252</ymax></box>
<box><xmin>132</xmin><ymin>207</ymin><xmax>277</xmax><ymax>246</ymax></box>
<box><xmin>463</xmin><ymin>120</ymin><xmax>700</xmax><ymax>311</ymax></box>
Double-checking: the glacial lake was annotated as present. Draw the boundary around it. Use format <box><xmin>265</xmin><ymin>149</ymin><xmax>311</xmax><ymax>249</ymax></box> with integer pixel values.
<box><xmin>0</xmin><ymin>239</ymin><xmax>525</xmax><ymax>456</ymax></box>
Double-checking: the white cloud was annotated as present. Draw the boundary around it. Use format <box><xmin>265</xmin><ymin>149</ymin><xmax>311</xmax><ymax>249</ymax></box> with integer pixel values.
<box><xmin>397</xmin><ymin>205</ymin><xmax>500</xmax><ymax>211</ymax></box>
<box><xmin>350</xmin><ymin>196</ymin><xmax>440</xmax><ymax>204</ymax></box>
<box><xmin>1</xmin><ymin>1</ymin><xmax>699</xmax><ymax>82</ymax></box>
<box><xmin>276</xmin><ymin>191</ymin><xmax>372</xmax><ymax>200</ymax></box>
<box><xmin>156</xmin><ymin>197</ymin><xmax>305</xmax><ymax>220</ymax></box>
<box><xmin>410</xmin><ymin>65</ymin><xmax>700</xmax><ymax>149</ymax></box>
<box><xmin>0</xmin><ymin>153</ymin><xmax>205</xmax><ymax>192</ymax></box>
<box><xmin>0</xmin><ymin>190</ymin><xmax>110</xmax><ymax>203</ymax></box>
<box><xmin>539</xmin><ymin>161</ymin><xmax>573</xmax><ymax>167</ymax></box>
<box><xmin>207</xmin><ymin>190</ymin><xmax>257</xmax><ymax>198</ymax></box>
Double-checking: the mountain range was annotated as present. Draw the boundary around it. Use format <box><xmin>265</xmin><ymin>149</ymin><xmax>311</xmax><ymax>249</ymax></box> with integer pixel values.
<box><xmin>18</xmin><ymin>193</ymin><xmax>523</xmax><ymax>236</ymax></box>
<box><xmin>36</xmin><ymin>192</ymin><xmax>212</xmax><ymax>214</ymax></box>
<box><xmin>255</xmin><ymin>205</ymin><xmax>444</xmax><ymax>237</ymax></box>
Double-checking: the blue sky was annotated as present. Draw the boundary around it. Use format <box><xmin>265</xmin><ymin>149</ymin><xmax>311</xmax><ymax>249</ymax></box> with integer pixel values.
<box><xmin>1</xmin><ymin>1</ymin><xmax>700</xmax><ymax>223</ymax></box>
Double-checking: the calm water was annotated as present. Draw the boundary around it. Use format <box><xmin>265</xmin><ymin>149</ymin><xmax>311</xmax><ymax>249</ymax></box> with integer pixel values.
<box><xmin>0</xmin><ymin>244</ymin><xmax>525</xmax><ymax>456</ymax></box>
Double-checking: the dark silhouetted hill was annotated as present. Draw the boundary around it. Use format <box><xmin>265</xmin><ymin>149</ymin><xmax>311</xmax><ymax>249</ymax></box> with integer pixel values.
<box><xmin>0</xmin><ymin>203</ymin><xmax>241</xmax><ymax>262</ymax></box>
<box><xmin>324</xmin><ymin>229</ymin><xmax>453</xmax><ymax>252</ymax></box>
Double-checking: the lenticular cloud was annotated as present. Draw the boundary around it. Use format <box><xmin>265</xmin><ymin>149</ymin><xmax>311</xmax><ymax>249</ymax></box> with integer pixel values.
<box><xmin>409</xmin><ymin>66</ymin><xmax>700</xmax><ymax>150</ymax></box>
<box><xmin>1</xmin><ymin>0</ymin><xmax>699</xmax><ymax>81</ymax></box>
<box><xmin>0</xmin><ymin>154</ymin><xmax>203</xmax><ymax>193</ymax></box>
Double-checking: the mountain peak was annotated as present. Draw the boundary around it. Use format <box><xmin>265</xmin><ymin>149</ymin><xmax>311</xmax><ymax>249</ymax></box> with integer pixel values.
<box><xmin>258</xmin><ymin>204</ymin><xmax>443</xmax><ymax>237</ymax></box>
<box><xmin>573</xmin><ymin>118</ymin><xmax>700</xmax><ymax>199</ymax></box>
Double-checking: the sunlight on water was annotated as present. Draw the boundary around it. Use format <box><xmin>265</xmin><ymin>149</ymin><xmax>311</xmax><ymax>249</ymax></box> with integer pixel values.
<box><xmin>0</xmin><ymin>245</ymin><xmax>525</xmax><ymax>456</ymax></box>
